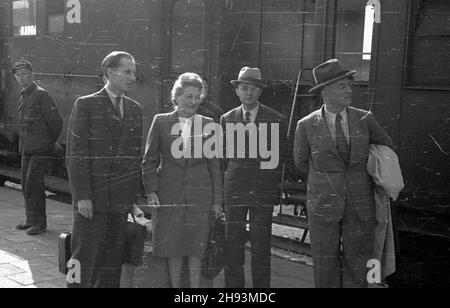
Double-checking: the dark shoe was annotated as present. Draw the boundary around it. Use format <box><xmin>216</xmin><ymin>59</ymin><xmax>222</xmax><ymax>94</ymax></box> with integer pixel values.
<box><xmin>26</xmin><ymin>226</ymin><xmax>47</xmax><ymax>236</ymax></box>
<box><xmin>16</xmin><ymin>223</ymin><xmax>32</xmax><ymax>231</ymax></box>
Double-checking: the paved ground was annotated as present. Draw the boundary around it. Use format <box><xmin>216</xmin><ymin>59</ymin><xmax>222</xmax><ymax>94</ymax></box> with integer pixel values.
<box><xmin>0</xmin><ymin>185</ymin><xmax>314</xmax><ymax>288</ymax></box>
<box><xmin>0</xmin><ymin>186</ymin><xmax>71</xmax><ymax>288</ymax></box>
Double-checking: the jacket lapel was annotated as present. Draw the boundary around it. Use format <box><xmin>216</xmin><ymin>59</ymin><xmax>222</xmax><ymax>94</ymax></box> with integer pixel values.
<box><xmin>187</xmin><ymin>114</ymin><xmax>205</xmax><ymax>166</ymax></box>
<box><xmin>116</xmin><ymin>98</ymin><xmax>133</xmax><ymax>149</ymax></box>
<box><xmin>235</xmin><ymin>106</ymin><xmax>244</xmax><ymax>123</ymax></box>
<box><xmin>313</xmin><ymin>106</ymin><xmax>342</xmax><ymax>161</ymax></box>
<box><xmin>166</xmin><ymin>110</ymin><xmax>188</xmax><ymax>167</ymax></box>
<box><xmin>255</xmin><ymin>103</ymin><xmax>264</xmax><ymax>124</ymax></box>
<box><xmin>167</xmin><ymin>109</ymin><xmax>179</xmax><ymax>126</ymax></box>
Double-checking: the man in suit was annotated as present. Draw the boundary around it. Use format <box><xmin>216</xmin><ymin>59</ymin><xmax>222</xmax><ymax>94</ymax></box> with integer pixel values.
<box><xmin>293</xmin><ymin>59</ymin><xmax>394</xmax><ymax>288</ymax></box>
<box><xmin>14</xmin><ymin>59</ymin><xmax>63</xmax><ymax>235</ymax></box>
<box><xmin>66</xmin><ymin>51</ymin><xmax>143</xmax><ymax>288</ymax></box>
<box><xmin>221</xmin><ymin>67</ymin><xmax>287</xmax><ymax>288</ymax></box>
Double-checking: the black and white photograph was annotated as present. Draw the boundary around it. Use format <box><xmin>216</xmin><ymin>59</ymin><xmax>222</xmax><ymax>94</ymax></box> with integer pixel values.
<box><xmin>0</xmin><ymin>0</ymin><xmax>449</xmax><ymax>292</ymax></box>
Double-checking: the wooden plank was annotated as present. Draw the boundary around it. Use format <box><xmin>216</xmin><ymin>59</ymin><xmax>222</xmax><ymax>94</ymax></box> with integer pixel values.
<box><xmin>273</xmin><ymin>213</ymin><xmax>309</xmax><ymax>229</ymax></box>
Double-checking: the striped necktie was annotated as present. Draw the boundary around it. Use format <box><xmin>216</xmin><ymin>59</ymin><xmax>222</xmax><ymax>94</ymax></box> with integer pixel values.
<box><xmin>113</xmin><ymin>96</ymin><xmax>122</xmax><ymax>119</ymax></box>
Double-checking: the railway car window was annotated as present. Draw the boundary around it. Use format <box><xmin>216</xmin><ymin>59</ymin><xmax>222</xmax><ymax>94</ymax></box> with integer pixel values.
<box><xmin>171</xmin><ymin>0</ymin><xmax>205</xmax><ymax>74</ymax></box>
<box><xmin>46</xmin><ymin>0</ymin><xmax>64</xmax><ymax>35</ymax></box>
<box><xmin>334</xmin><ymin>0</ymin><xmax>375</xmax><ymax>82</ymax></box>
<box><xmin>12</xmin><ymin>0</ymin><xmax>37</xmax><ymax>36</ymax></box>
<box><xmin>406</xmin><ymin>0</ymin><xmax>450</xmax><ymax>88</ymax></box>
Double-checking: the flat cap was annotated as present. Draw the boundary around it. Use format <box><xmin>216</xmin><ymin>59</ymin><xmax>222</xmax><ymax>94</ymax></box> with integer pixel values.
<box><xmin>13</xmin><ymin>59</ymin><xmax>33</xmax><ymax>74</ymax></box>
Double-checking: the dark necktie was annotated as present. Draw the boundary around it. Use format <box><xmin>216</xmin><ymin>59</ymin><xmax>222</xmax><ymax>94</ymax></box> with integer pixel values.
<box><xmin>243</xmin><ymin>111</ymin><xmax>252</xmax><ymax>158</ymax></box>
<box><xmin>113</xmin><ymin>96</ymin><xmax>122</xmax><ymax>119</ymax></box>
<box><xmin>335</xmin><ymin>113</ymin><xmax>350</xmax><ymax>164</ymax></box>
<box><xmin>244</xmin><ymin>111</ymin><xmax>251</xmax><ymax>124</ymax></box>
<box><xmin>18</xmin><ymin>93</ymin><xmax>25</xmax><ymax>110</ymax></box>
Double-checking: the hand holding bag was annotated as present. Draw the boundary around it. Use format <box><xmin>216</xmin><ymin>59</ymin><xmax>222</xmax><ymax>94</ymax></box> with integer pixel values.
<box><xmin>202</xmin><ymin>214</ymin><xmax>226</xmax><ymax>280</ymax></box>
<box><xmin>123</xmin><ymin>213</ymin><xmax>147</xmax><ymax>267</ymax></box>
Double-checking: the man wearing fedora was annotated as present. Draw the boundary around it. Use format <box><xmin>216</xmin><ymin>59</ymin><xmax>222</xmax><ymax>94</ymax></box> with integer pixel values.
<box><xmin>293</xmin><ymin>59</ymin><xmax>393</xmax><ymax>288</ymax></box>
<box><xmin>220</xmin><ymin>67</ymin><xmax>287</xmax><ymax>288</ymax></box>
<box><xmin>13</xmin><ymin>59</ymin><xmax>63</xmax><ymax>235</ymax></box>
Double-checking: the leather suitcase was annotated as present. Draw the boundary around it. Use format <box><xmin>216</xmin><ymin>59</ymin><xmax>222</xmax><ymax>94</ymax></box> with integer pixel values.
<box><xmin>58</xmin><ymin>232</ymin><xmax>72</xmax><ymax>274</ymax></box>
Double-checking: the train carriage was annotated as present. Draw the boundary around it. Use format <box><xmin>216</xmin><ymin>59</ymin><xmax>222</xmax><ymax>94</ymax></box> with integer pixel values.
<box><xmin>0</xmin><ymin>0</ymin><xmax>449</xmax><ymax>286</ymax></box>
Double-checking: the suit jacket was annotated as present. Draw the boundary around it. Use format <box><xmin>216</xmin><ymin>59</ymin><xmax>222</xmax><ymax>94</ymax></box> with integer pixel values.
<box><xmin>294</xmin><ymin>105</ymin><xmax>393</xmax><ymax>222</ymax></box>
<box><xmin>66</xmin><ymin>88</ymin><xmax>143</xmax><ymax>213</ymax></box>
<box><xmin>18</xmin><ymin>82</ymin><xmax>63</xmax><ymax>155</ymax></box>
<box><xmin>220</xmin><ymin>103</ymin><xmax>287</xmax><ymax>206</ymax></box>
<box><xmin>142</xmin><ymin>111</ymin><xmax>223</xmax><ymax>206</ymax></box>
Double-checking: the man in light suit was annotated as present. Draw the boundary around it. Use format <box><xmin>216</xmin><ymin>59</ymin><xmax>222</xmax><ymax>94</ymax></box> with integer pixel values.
<box><xmin>221</xmin><ymin>67</ymin><xmax>287</xmax><ymax>288</ymax></box>
<box><xmin>66</xmin><ymin>51</ymin><xmax>143</xmax><ymax>288</ymax></box>
<box><xmin>293</xmin><ymin>59</ymin><xmax>394</xmax><ymax>288</ymax></box>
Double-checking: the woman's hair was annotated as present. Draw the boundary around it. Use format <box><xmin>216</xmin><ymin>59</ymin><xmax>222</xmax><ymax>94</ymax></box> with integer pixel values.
<box><xmin>171</xmin><ymin>72</ymin><xmax>206</xmax><ymax>106</ymax></box>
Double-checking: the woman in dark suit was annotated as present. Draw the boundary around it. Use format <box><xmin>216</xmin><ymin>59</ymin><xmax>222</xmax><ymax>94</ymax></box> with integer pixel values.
<box><xmin>142</xmin><ymin>73</ymin><xmax>223</xmax><ymax>288</ymax></box>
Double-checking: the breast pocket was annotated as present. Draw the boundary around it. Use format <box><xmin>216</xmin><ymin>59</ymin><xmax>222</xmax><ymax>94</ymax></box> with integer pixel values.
<box><xmin>23</xmin><ymin>104</ymin><xmax>42</xmax><ymax>129</ymax></box>
<box><xmin>29</xmin><ymin>104</ymin><xmax>42</xmax><ymax>118</ymax></box>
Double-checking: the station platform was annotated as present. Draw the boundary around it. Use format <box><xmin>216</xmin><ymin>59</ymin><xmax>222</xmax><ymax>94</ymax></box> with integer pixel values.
<box><xmin>0</xmin><ymin>186</ymin><xmax>314</xmax><ymax>288</ymax></box>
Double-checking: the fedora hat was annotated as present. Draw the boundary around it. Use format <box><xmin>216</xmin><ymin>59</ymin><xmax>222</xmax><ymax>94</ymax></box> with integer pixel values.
<box><xmin>231</xmin><ymin>67</ymin><xmax>266</xmax><ymax>88</ymax></box>
<box><xmin>309</xmin><ymin>59</ymin><xmax>356</xmax><ymax>93</ymax></box>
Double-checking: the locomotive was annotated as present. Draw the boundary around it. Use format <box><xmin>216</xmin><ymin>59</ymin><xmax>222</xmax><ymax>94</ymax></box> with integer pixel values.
<box><xmin>0</xmin><ymin>0</ymin><xmax>449</xmax><ymax>286</ymax></box>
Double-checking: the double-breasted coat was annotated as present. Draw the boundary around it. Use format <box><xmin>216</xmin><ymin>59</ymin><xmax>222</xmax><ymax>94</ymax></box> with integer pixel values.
<box><xmin>66</xmin><ymin>88</ymin><xmax>143</xmax><ymax>288</ymax></box>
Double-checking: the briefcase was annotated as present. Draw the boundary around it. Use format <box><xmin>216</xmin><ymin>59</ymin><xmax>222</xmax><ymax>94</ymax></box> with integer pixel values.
<box><xmin>58</xmin><ymin>232</ymin><xmax>72</xmax><ymax>274</ymax></box>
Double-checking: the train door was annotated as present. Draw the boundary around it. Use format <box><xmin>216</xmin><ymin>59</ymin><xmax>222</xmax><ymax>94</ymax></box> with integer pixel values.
<box><xmin>159</xmin><ymin>0</ymin><xmax>212</xmax><ymax>113</ymax></box>
<box><xmin>216</xmin><ymin>0</ymin><xmax>318</xmax><ymax>114</ymax></box>
<box><xmin>259</xmin><ymin>0</ymin><xmax>319</xmax><ymax>121</ymax></box>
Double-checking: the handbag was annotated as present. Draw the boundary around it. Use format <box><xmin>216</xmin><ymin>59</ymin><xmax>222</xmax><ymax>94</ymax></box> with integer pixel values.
<box><xmin>202</xmin><ymin>215</ymin><xmax>226</xmax><ymax>280</ymax></box>
<box><xmin>123</xmin><ymin>213</ymin><xmax>147</xmax><ymax>267</ymax></box>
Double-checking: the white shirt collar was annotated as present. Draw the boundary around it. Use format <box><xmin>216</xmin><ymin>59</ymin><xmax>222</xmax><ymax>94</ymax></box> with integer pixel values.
<box><xmin>104</xmin><ymin>86</ymin><xmax>123</xmax><ymax>103</ymax></box>
<box><xmin>242</xmin><ymin>103</ymin><xmax>260</xmax><ymax>121</ymax></box>
<box><xmin>178</xmin><ymin>113</ymin><xmax>196</xmax><ymax>122</ymax></box>
<box><xmin>179</xmin><ymin>117</ymin><xmax>193</xmax><ymax>124</ymax></box>
<box><xmin>324</xmin><ymin>105</ymin><xmax>348</xmax><ymax>123</ymax></box>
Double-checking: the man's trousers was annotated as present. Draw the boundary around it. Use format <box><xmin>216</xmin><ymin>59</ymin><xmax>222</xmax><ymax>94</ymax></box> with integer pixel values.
<box><xmin>309</xmin><ymin>205</ymin><xmax>376</xmax><ymax>288</ymax></box>
<box><xmin>224</xmin><ymin>205</ymin><xmax>273</xmax><ymax>288</ymax></box>
<box><xmin>21</xmin><ymin>153</ymin><xmax>50</xmax><ymax>228</ymax></box>
<box><xmin>67</xmin><ymin>210</ymin><xmax>127</xmax><ymax>288</ymax></box>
